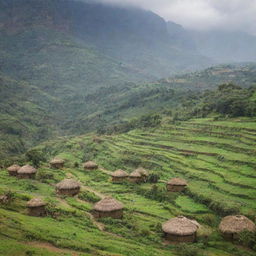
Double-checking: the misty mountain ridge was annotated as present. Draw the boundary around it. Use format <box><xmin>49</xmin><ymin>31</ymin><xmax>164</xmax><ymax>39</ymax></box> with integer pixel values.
<box><xmin>0</xmin><ymin>0</ymin><xmax>211</xmax><ymax>78</ymax></box>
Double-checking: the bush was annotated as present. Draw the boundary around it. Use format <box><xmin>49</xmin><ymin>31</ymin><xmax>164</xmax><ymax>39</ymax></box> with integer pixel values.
<box><xmin>25</xmin><ymin>149</ymin><xmax>46</xmax><ymax>167</ymax></box>
<box><xmin>239</xmin><ymin>231</ymin><xmax>256</xmax><ymax>250</ymax></box>
<box><xmin>175</xmin><ymin>243</ymin><xmax>201</xmax><ymax>256</ymax></box>
<box><xmin>78</xmin><ymin>191</ymin><xmax>101</xmax><ymax>203</ymax></box>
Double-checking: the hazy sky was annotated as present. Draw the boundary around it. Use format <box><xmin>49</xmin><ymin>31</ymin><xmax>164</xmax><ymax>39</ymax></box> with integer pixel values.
<box><xmin>97</xmin><ymin>0</ymin><xmax>256</xmax><ymax>35</ymax></box>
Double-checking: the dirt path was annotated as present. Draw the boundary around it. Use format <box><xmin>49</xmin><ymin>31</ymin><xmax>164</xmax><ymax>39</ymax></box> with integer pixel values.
<box><xmin>25</xmin><ymin>241</ymin><xmax>80</xmax><ymax>256</ymax></box>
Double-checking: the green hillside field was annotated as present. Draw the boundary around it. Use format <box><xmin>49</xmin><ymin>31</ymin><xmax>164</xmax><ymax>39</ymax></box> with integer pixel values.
<box><xmin>0</xmin><ymin>117</ymin><xmax>255</xmax><ymax>256</ymax></box>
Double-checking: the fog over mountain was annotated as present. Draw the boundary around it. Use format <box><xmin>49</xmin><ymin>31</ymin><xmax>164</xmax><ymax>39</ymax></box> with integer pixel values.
<box><xmin>96</xmin><ymin>0</ymin><xmax>256</xmax><ymax>35</ymax></box>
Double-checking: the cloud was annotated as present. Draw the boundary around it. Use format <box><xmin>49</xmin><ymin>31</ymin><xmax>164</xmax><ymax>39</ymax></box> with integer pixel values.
<box><xmin>96</xmin><ymin>0</ymin><xmax>256</xmax><ymax>35</ymax></box>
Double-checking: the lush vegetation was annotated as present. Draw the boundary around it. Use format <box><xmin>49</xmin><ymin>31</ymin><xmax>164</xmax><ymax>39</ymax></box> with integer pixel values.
<box><xmin>1</xmin><ymin>117</ymin><xmax>255</xmax><ymax>255</ymax></box>
<box><xmin>1</xmin><ymin>0</ymin><xmax>256</xmax><ymax>161</ymax></box>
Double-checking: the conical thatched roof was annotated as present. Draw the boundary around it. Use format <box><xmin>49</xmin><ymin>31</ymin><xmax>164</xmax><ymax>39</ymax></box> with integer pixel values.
<box><xmin>167</xmin><ymin>178</ymin><xmax>188</xmax><ymax>186</ymax></box>
<box><xmin>56</xmin><ymin>179</ymin><xmax>80</xmax><ymax>190</ymax></box>
<box><xmin>162</xmin><ymin>216</ymin><xmax>199</xmax><ymax>236</ymax></box>
<box><xmin>93</xmin><ymin>197</ymin><xmax>124</xmax><ymax>212</ymax></box>
<box><xmin>17</xmin><ymin>165</ymin><xmax>37</xmax><ymax>174</ymax></box>
<box><xmin>135</xmin><ymin>167</ymin><xmax>149</xmax><ymax>177</ymax></box>
<box><xmin>27</xmin><ymin>198</ymin><xmax>47</xmax><ymax>208</ymax></box>
<box><xmin>130</xmin><ymin>170</ymin><xmax>142</xmax><ymax>178</ymax></box>
<box><xmin>111</xmin><ymin>169</ymin><xmax>128</xmax><ymax>178</ymax></box>
<box><xmin>83</xmin><ymin>161</ymin><xmax>98</xmax><ymax>169</ymax></box>
<box><xmin>50</xmin><ymin>158</ymin><xmax>65</xmax><ymax>164</ymax></box>
<box><xmin>7</xmin><ymin>164</ymin><xmax>21</xmax><ymax>172</ymax></box>
<box><xmin>219</xmin><ymin>215</ymin><xmax>256</xmax><ymax>234</ymax></box>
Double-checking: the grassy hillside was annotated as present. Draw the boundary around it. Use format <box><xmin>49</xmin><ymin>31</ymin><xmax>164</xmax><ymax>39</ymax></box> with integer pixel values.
<box><xmin>1</xmin><ymin>117</ymin><xmax>255</xmax><ymax>256</ymax></box>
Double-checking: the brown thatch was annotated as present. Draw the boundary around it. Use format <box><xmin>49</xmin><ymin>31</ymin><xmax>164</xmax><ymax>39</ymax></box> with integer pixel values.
<box><xmin>167</xmin><ymin>178</ymin><xmax>188</xmax><ymax>186</ymax></box>
<box><xmin>27</xmin><ymin>198</ymin><xmax>47</xmax><ymax>208</ymax></box>
<box><xmin>129</xmin><ymin>170</ymin><xmax>144</xmax><ymax>183</ymax></box>
<box><xmin>17</xmin><ymin>165</ymin><xmax>37</xmax><ymax>179</ymax></box>
<box><xmin>167</xmin><ymin>178</ymin><xmax>188</xmax><ymax>192</ymax></box>
<box><xmin>7</xmin><ymin>164</ymin><xmax>21</xmax><ymax>176</ymax></box>
<box><xmin>55</xmin><ymin>178</ymin><xmax>81</xmax><ymax>196</ymax></box>
<box><xmin>162</xmin><ymin>216</ymin><xmax>199</xmax><ymax>236</ymax></box>
<box><xmin>27</xmin><ymin>198</ymin><xmax>47</xmax><ymax>217</ymax></box>
<box><xmin>111</xmin><ymin>169</ymin><xmax>128</xmax><ymax>178</ymax></box>
<box><xmin>219</xmin><ymin>215</ymin><xmax>256</xmax><ymax>236</ymax></box>
<box><xmin>135</xmin><ymin>167</ymin><xmax>149</xmax><ymax>177</ymax></box>
<box><xmin>130</xmin><ymin>170</ymin><xmax>141</xmax><ymax>178</ymax></box>
<box><xmin>93</xmin><ymin>197</ymin><xmax>124</xmax><ymax>212</ymax></box>
<box><xmin>56</xmin><ymin>179</ymin><xmax>80</xmax><ymax>190</ymax></box>
<box><xmin>83</xmin><ymin>161</ymin><xmax>98</xmax><ymax>170</ymax></box>
<box><xmin>93</xmin><ymin>197</ymin><xmax>124</xmax><ymax>219</ymax></box>
<box><xmin>50</xmin><ymin>157</ymin><xmax>65</xmax><ymax>169</ymax></box>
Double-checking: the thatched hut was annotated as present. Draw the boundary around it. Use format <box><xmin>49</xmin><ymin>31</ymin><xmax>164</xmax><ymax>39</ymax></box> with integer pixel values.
<box><xmin>219</xmin><ymin>215</ymin><xmax>256</xmax><ymax>240</ymax></box>
<box><xmin>17</xmin><ymin>165</ymin><xmax>37</xmax><ymax>179</ymax></box>
<box><xmin>167</xmin><ymin>178</ymin><xmax>188</xmax><ymax>192</ymax></box>
<box><xmin>93</xmin><ymin>197</ymin><xmax>124</xmax><ymax>219</ymax></box>
<box><xmin>111</xmin><ymin>169</ymin><xmax>128</xmax><ymax>183</ymax></box>
<box><xmin>50</xmin><ymin>158</ymin><xmax>65</xmax><ymax>169</ymax></box>
<box><xmin>135</xmin><ymin>167</ymin><xmax>149</xmax><ymax>182</ymax></box>
<box><xmin>83</xmin><ymin>161</ymin><xmax>98</xmax><ymax>170</ymax></box>
<box><xmin>7</xmin><ymin>164</ymin><xmax>21</xmax><ymax>176</ymax></box>
<box><xmin>129</xmin><ymin>170</ymin><xmax>144</xmax><ymax>183</ymax></box>
<box><xmin>27</xmin><ymin>198</ymin><xmax>47</xmax><ymax>217</ymax></box>
<box><xmin>162</xmin><ymin>216</ymin><xmax>199</xmax><ymax>242</ymax></box>
<box><xmin>55</xmin><ymin>179</ymin><xmax>81</xmax><ymax>196</ymax></box>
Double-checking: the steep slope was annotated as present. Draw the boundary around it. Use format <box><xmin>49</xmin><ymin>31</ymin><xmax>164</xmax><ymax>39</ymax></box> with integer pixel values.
<box><xmin>190</xmin><ymin>30</ymin><xmax>256</xmax><ymax>63</ymax></box>
<box><xmin>1</xmin><ymin>117</ymin><xmax>255</xmax><ymax>256</ymax></box>
<box><xmin>0</xmin><ymin>0</ymin><xmax>211</xmax><ymax>78</ymax></box>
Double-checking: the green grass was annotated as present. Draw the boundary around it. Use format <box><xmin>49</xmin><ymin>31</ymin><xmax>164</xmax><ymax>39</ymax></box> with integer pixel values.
<box><xmin>1</xmin><ymin>118</ymin><xmax>256</xmax><ymax>256</ymax></box>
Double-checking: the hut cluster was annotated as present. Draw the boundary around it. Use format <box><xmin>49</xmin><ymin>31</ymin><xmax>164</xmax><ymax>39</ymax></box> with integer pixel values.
<box><xmin>7</xmin><ymin>164</ymin><xmax>37</xmax><ymax>179</ymax></box>
<box><xmin>6</xmin><ymin>159</ymin><xmax>256</xmax><ymax>244</ymax></box>
<box><xmin>110</xmin><ymin>167</ymin><xmax>149</xmax><ymax>184</ymax></box>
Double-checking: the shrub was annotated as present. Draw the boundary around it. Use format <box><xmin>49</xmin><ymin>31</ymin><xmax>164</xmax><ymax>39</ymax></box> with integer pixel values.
<box><xmin>175</xmin><ymin>243</ymin><xmax>201</xmax><ymax>256</ymax></box>
<box><xmin>78</xmin><ymin>191</ymin><xmax>101</xmax><ymax>203</ymax></box>
<box><xmin>25</xmin><ymin>149</ymin><xmax>46</xmax><ymax>167</ymax></box>
<box><xmin>239</xmin><ymin>231</ymin><xmax>256</xmax><ymax>251</ymax></box>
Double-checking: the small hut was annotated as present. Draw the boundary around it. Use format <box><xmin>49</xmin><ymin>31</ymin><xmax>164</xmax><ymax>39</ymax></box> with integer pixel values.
<box><xmin>167</xmin><ymin>178</ymin><xmax>188</xmax><ymax>192</ymax></box>
<box><xmin>129</xmin><ymin>170</ymin><xmax>143</xmax><ymax>183</ymax></box>
<box><xmin>55</xmin><ymin>179</ymin><xmax>81</xmax><ymax>196</ymax></box>
<box><xmin>111</xmin><ymin>169</ymin><xmax>128</xmax><ymax>183</ymax></box>
<box><xmin>50</xmin><ymin>158</ymin><xmax>65</xmax><ymax>169</ymax></box>
<box><xmin>27</xmin><ymin>198</ymin><xmax>47</xmax><ymax>217</ymax></box>
<box><xmin>7</xmin><ymin>164</ymin><xmax>21</xmax><ymax>176</ymax></box>
<box><xmin>135</xmin><ymin>167</ymin><xmax>149</xmax><ymax>182</ymax></box>
<box><xmin>162</xmin><ymin>216</ymin><xmax>199</xmax><ymax>243</ymax></box>
<box><xmin>17</xmin><ymin>165</ymin><xmax>37</xmax><ymax>179</ymax></box>
<box><xmin>93</xmin><ymin>197</ymin><xmax>124</xmax><ymax>219</ymax></box>
<box><xmin>219</xmin><ymin>215</ymin><xmax>256</xmax><ymax>240</ymax></box>
<box><xmin>83</xmin><ymin>161</ymin><xmax>98</xmax><ymax>170</ymax></box>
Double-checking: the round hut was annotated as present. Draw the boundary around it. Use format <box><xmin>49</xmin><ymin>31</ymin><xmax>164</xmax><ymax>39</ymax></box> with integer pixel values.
<box><xmin>111</xmin><ymin>169</ymin><xmax>128</xmax><ymax>183</ymax></box>
<box><xmin>135</xmin><ymin>167</ymin><xmax>149</xmax><ymax>182</ymax></box>
<box><xmin>27</xmin><ymin>198</ymin><xmax>47</xmax><ymax>217</ymax></box>
<box><xmin>129</xmin><ymin>170</ymin><xmax>143</xmax><ymax>183</ymax></box>
<box><xmin>167</xmin><ymin>178</ymin><xmax>188</xmax><ymax>192</ymax></box>
<box><xmin>17</xmin><ymin>165</ymin><xmax>37</xmax><ymax>179</ymax></box>
<box><xmin>219</xmin><ymin>215</ymin><xmax>256</xmax><ymax>240</ymax></box>
<box><xmin>55</xmin><ymin>179</ymin><xmax>81</xmax><ymax>196</ymax></box>
<box><xmin>162</xmin><ymin>216</ymin><xmax>199</xmax><ymax>243</ymax></box>
<box><xmin>83</xmin><ymin>161</ymin><xmax>98</xmax><ymax>170</ymax></box>
<box><xmin>93</xmin><ymin>197</ymin><xmax>124</xmax><ymax>219</ymax></box>
<box><xmin>50</xmin><ymin>158</ymin><xmax>65</xmax><ymax>169</ymax></box>
<box><xmin>7</xmin><ymin>164</ymin><xmax>21</xmax><ymax>177</ymax></box>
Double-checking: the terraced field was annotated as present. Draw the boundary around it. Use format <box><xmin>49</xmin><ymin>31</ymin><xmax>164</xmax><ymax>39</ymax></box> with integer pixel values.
<box><xmin>0</xmin><ymin>118</ymin><xmax>255</xmax><ymax>256</ymax></box>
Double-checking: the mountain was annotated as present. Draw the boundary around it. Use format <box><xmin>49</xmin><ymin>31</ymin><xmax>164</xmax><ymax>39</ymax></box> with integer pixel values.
<box><xmin>190</xmin><ymin>30</ymin><xmax>256</xmax><ymax>63</ymax></box>
<box><xmin>0</xmin><ymin>0</ymin><xmax>211</xmax><ymax>79</ymax></box>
